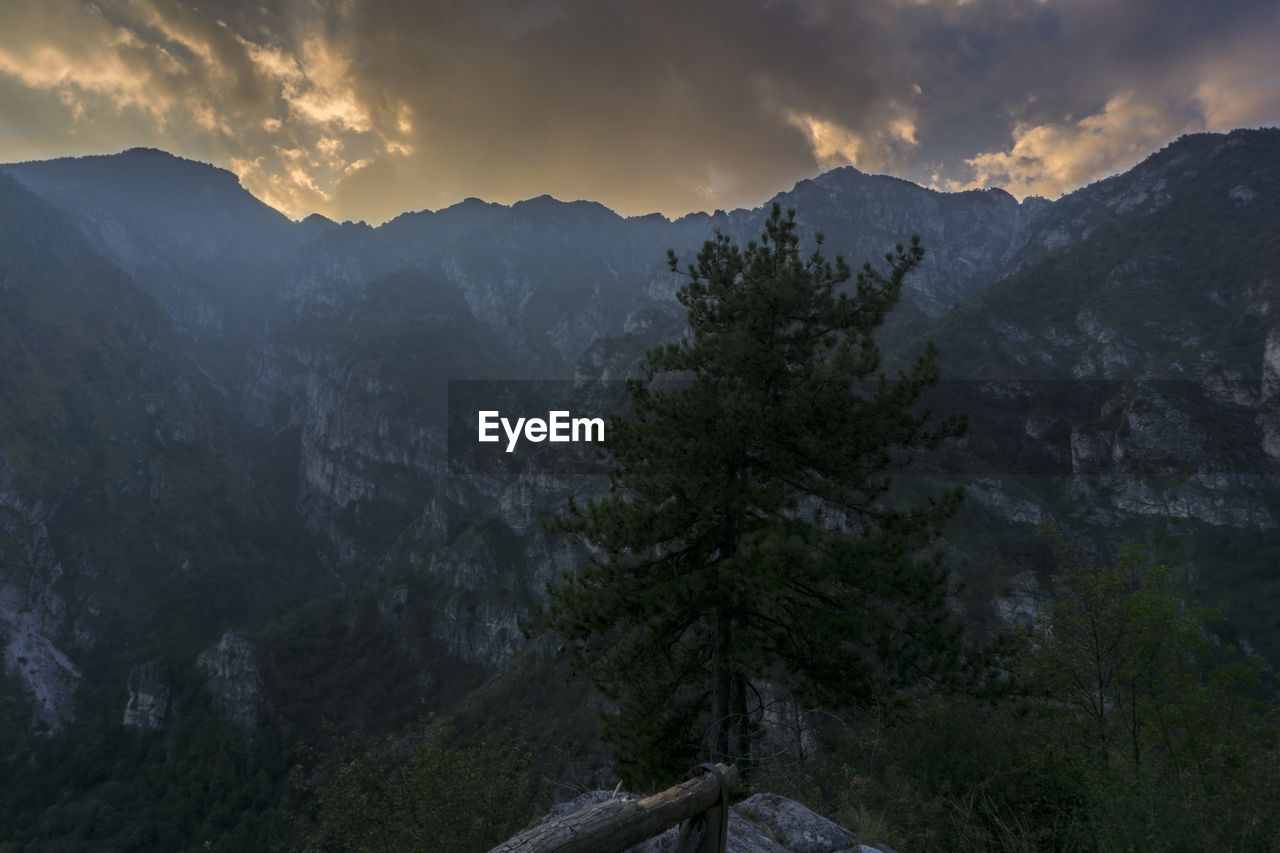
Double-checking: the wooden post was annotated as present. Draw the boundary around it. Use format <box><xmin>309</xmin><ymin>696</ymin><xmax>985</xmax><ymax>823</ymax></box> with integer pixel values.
<box><xmin>486</xmin><ymin>763</ymin><xmax>739</xmax><ymax>853</ymax></box>
<box><xmin>673</xmin><ymin>763</ymin><xmax>729</xmax><ymax>853</ymax></box>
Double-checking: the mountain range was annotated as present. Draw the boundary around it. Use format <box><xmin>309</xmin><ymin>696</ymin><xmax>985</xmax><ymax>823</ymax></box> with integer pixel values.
<box><xmin>1</xmin><ymin>128</ymin><xmax>1278</xmax><ymax>848</ymax></box>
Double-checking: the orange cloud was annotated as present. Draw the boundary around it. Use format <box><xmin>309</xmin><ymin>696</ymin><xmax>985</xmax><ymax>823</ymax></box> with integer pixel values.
<box><xmin>951</xmin><ymin>92</ymin><xmax>1198</xmax><ymax>198</ymax></box>
<box><xmin>785</xmin><ymin>107</ymin><xmax>919</xmax><ymax>173</ymax></box>
<box><xmin>0</xmin><ymin>0</ymin><xmax>1275</xmax><ymax>224</ymax></box>
<box><xmin>0</xmin><ymin>7</ymin><xmax>177</xmax><ymax>121</ymax></box>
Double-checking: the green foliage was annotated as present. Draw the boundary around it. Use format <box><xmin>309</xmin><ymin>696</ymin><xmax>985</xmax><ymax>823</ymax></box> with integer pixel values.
<box><xmin>1028</xmin><ymin>530</ymin><xmax>1223</xmax><ymax>772</ymax></box>
<box><xmin>548</xmin><ymin>203</ymin><xmax>966</xmax><ymax>786</ymax></box>
<box><xmin>256</xmin><ymin>578</ymin><xmax>487</xmax><ymax>738</ymax></box>
<box><xmin>291</xmin><ymin>717</ymin><xmax>537</xmax><ymax>853</ymax></box>
<box><xmin>0</xmin><ymin>666</ymin><xmax>293</xmax><ymax>852</ymax></box>
<box><xmin>1015</xmin><ymin>530</ymin><xmax>1278</xmax><ymax>849</ymax></box>
<box><xmin>0</xmin><ymin>570</ymin><xmax>524</xmax><ymax>852</ymax></box>
<box><xmin>785</xmin><ymin>535</ymin><xmax>1280</xmax><ymax>852</ymax></box>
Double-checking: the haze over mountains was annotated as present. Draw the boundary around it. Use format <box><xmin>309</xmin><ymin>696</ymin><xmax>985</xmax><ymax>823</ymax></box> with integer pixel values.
<box><xmin>1</xmin><ymin>128</ymin><xmax>1278</xmax><ymax>847</ymax></box>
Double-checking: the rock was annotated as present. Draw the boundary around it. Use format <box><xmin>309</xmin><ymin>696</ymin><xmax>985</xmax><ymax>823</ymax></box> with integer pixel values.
<box><xmin>992</xmin><ymin>570</ymin><xmax>1044</xmax><ymax>628</ymax></box>
<box><xmin>1258</xmin><ymin>409</ymin><xmax>1280</xmax><ymax>461</ymax></box>
<box><xmin>1262</xmin><ymin>328</ymin><xmax>1280</xmax><ymax>402</ymax></box>
<box><xmin>196</xmin><ymin>632</ymin><xmax>264</xmax><ymax>732</ymax></box>
<box><xmin>1042</xmin><ymin>227</ymin><xmax>1073</xmax><ymax>250</ymax></box>
<box><xmin>964</xmin><ymin>479</ymin><xmax>1044</xmax><ymax>525</ymax></box>
<box><xmin>536</xmin><ymin>790</ymin><xmax>872</xmax><ymax>853</ymax></box>
<box><xmin>122</xmin><ymin>662</ymin><xmax>169</xmax><ymax>730</ymax></box>
<box><xmin>735</xmin><ymin>793</ymin><xmax>857</xmax><ymax>853</ymax></box>
<box><xmin>1229</xmin><ymin>184</ymin><xmax>1257</xmax><ymax>206</ymax></box>
<box><xmin>2</xmin><ymin>609</ymin><xmax>81</xmax><ymax>735</ymax></box>
<box><xmin>0</xmin><ymin>454</ymin><xmax>80</xmax><ymax>735</ymax></box>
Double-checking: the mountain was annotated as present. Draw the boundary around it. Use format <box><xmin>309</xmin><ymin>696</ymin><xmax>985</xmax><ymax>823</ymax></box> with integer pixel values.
<box><xmin>0</xmin><ymin>128</ymin><xmax>1277</xmax><ymax>848</ymax></box>
<box><xmin>903</xmin><ymin>129</ymin><xmax>1280</xmax><ymax>641</ymax></box>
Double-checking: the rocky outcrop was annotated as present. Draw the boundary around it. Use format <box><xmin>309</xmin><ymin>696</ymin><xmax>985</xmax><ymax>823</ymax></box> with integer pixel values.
<box><xmin>122</xmin><ymin>662</ymin><xmax>169</xmax><ymax>731</ymax></box>
<box><xmin>1262</xmin><ymin>328</ymin><xmax>1280</xmax><ymax>403</ymax></box>
<box><xmin>2</xmin><ymin>606</ymin><xmax>81</xmax><ymax>735</ymax></box>
<box><xmin>763</xmin><ymin>170</ymin><xmax>1034</xmax><ymax>318</ymax></box>
<box><xmin>0</xmin><ymin>455</ymin><xmax>80</xmax><ymax>735</ymax></box>
<box><xmin>735</xmin><ymin>793</ymin><xmax>868</xmax><ymax>853</ymax></box>
<box><xmin>992</xmin><ymin>570</ymin><xmax>1045</xmax><ymax>628</ymax></box>
<box><xmin>197</xmin><ymin>632</ymin><xmax>265</xmax><ymax>732</ymax></box>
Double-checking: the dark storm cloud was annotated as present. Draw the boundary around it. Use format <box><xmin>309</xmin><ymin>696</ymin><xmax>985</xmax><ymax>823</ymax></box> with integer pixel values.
<box><xmin>890</xmin><ymin>0</ymin><xmax>1280</xmax><ymax>192</ymax></box>
<box><xmin>0</xmin><ymin>0</ymin><xmax>1275</xmax><ymax>221</ymax></box>
<box><xmin>0</xmin><ymin>0</ymin><xmax>925</xmax><ymax>216</ymax></box>
<box><xmin>329</xmin><ymin>0</ymin><xmax>925</xmax><ymax>215</ymax></box>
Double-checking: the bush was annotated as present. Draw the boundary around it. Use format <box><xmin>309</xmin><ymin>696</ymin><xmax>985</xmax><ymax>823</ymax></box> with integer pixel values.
<box><xmin>292</xmin><ymin>717</ymin><xmax>537</xmax><ymax>853</ymax></box>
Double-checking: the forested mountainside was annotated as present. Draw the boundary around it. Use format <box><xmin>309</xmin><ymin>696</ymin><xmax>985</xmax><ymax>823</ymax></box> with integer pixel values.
<box><xmin>0</xmin><ymin>128</ymin><xmax>1277</xmax><ymax>849</ymax></box>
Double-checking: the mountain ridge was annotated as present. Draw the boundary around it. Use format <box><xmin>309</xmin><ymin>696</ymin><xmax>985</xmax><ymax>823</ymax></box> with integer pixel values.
<box><xmin>0</xmin><ymin>127</ymin><xmax>1278</xmax><ymax>849</ymax></box>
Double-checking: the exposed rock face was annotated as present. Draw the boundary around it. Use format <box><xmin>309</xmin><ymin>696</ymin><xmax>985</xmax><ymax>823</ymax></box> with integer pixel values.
<box><xmin>540</xmin><ymin>790</ymin><xmax>890</xmax><ymax>853</ymax></box>
<box><xmin>992</xmin><ymin>570</ymin><xmax>1045</xmax><ymax>628</ymax></box>
<box><xmin>965</xmin><ymin>479</ymin><xmax>1045</xmax><ymax>526</ymax></box>
<box><xmin>122</xmin><ymin>662</ymin><xmax>169</xmax><ymax>731</ymax></box>
<box><xmin>197</xmin><ymin>633</ymin><xmax>264</xmax><ymax>732</ymax></box>
<box><xmin>402</xmin><ymin>469</ymin><xmax>594</xmax><ymax>665</ymax></box>
<box><xmin>1262</xmin><ymin>328</ymin><xmax>1280</xmax><ymax>402</ymax></box>
<box><xmin>770</xmin><ymin>170</ymin><xmax>1033</xmax><ymax>318</ymax></box>
<box><xmin>224</xmin><ymin>161</ymin><xmax>1045</xmax><ymax>582</ymax></box>
<box><xmin>735</xmin><ymin>793</ymin><xmax>860</xmax><ymax>853</ymax></box>
<box><xmin>1229</xmin><ymin>184</ymin><xmax>1258</xmax><ymax>206</ymax></box>
<box><xmin>0</xmin><ymin>455</ymin><xmax>79</xmax><ymax>735</ymax></box>
<box><xmin>2</xmin><ymin>606</ymin><xmax>81</xmax><ymax>736</ymax></box>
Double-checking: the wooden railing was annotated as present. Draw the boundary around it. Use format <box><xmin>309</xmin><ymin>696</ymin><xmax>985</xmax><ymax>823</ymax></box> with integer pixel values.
<box><xmin>486</xmin><ymin>763</ymin><xmax>738</xmax><ymax>853</ymax></box>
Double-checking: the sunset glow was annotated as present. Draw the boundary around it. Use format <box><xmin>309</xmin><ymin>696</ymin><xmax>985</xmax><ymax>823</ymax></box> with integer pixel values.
<box><xmin>1</xmin><ymin>0</ymin><xmax>1276</xmax><ymax>222</ymax></box>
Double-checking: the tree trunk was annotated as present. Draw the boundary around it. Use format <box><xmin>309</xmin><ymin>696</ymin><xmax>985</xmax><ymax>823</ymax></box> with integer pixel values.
<box><xmin>731</xmin><ymin>670</ymin><xmax>750</xmax><ymax>779</ymax></box>
<box><xmin>486</xmin><ymin>764</ymin><xmax>739</xmax><ymax>853</ymax></box>
<box><xmin>711</xmin><ymin>606</ymin><xmax>732</xmax><ymax>763</ymax></box>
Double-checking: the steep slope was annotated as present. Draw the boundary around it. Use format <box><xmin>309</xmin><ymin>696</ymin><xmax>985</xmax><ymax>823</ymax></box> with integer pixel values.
<box><xmin>895</xmin><ymin>128</ymin><xmax>1280</xmax><ymax>645</ymax></box>
<box><xmin>244</xmin><ymin>260</ymin><xmax>526</xmax><ymax>570</ymax></box>
<box><xmin>5</xmin><ymin>130</ymin><xmax>1277</xmax><ymax>695</ymax></box>
<box><xmin>559</xmin><ymin>129</ymin><xmax>1280</xmax><ymax>654</ymax></box>
<box><xmin>766</xmin><ymin>169</ymin><xmax>1033</xmax><ymax>317</ymax></box>
<box><xmin>244</xmin><ymin>168</ymin><xmax>1040</xmax><ymax>577</ymax></box>
<box><xmin>5</xmin><ymin>149</ymin><xmax>299</xmax><ymax>384</ymax></box>
<box><xmin>0</xmin><ymin>172</ymin><xmax>325</xmax><ymax>746</ymax></box>
<box><xmin>913</xmin><ymin>128</ymin><xmax>1280</xmax><ymax>379</ymax></box>
<box><xmin>4</xmin><ymin>147</ymin><xmax>1046</xmax><ymax>585</ymax></box>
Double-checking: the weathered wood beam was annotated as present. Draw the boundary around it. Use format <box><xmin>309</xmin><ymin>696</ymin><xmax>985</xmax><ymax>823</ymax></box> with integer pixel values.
<box><xmin>486</xmin><ymin>763</ymin><xmax>739</xmax><ymax>853</ymax></box>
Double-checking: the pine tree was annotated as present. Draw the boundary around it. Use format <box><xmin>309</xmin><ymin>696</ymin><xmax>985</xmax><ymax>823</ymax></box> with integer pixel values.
<box><xmin>548</xmin><ymin>203</ymin><xmax>966</xmax><ymax>784</ymax></box>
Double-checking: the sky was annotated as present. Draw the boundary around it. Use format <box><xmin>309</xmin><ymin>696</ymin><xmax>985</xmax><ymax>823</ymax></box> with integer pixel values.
<box><xmin>0</xmin><ymin>0</ymin><xmax>1277</xmax><ymax>224</ymax></box>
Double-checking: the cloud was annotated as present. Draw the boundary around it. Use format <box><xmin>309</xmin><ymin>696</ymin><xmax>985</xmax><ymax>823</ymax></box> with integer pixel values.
<box><xmin>1193</xmin><ymin>26</ymin><xmax>1280</xmax><ymax>131</ymax></box>
<box><xmin>0</xmin><ymin>0</ymin><xmax>395</xmax><ymax>217</ymax></box>
<box><xmin>0</xmin><ymin>2</ymin><xmax>177</xmax><ymax>120</ymax></box>
<box><xmin>924</xmin><ymin>0</ymin><xmax>1280</xmax><ymax>198</ymax></box>
<box><xmin>248</xmin><ymin>36</ymin><xmax>370</xmax><ymax>132</ymax></box>
<box><xmin>785</xmin><ymin>108</ymin><xmax>918</xmax><ymax>172</ymax></box>
<box><xmin>953</xmin><ymin>91</ymin><xmax>1198</xmax><ymax>198</ymax></box>
<box><xmin>0</xmin><ymin>0</ymin><xmax>1276</xmax><ymax>221</ymax></box>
